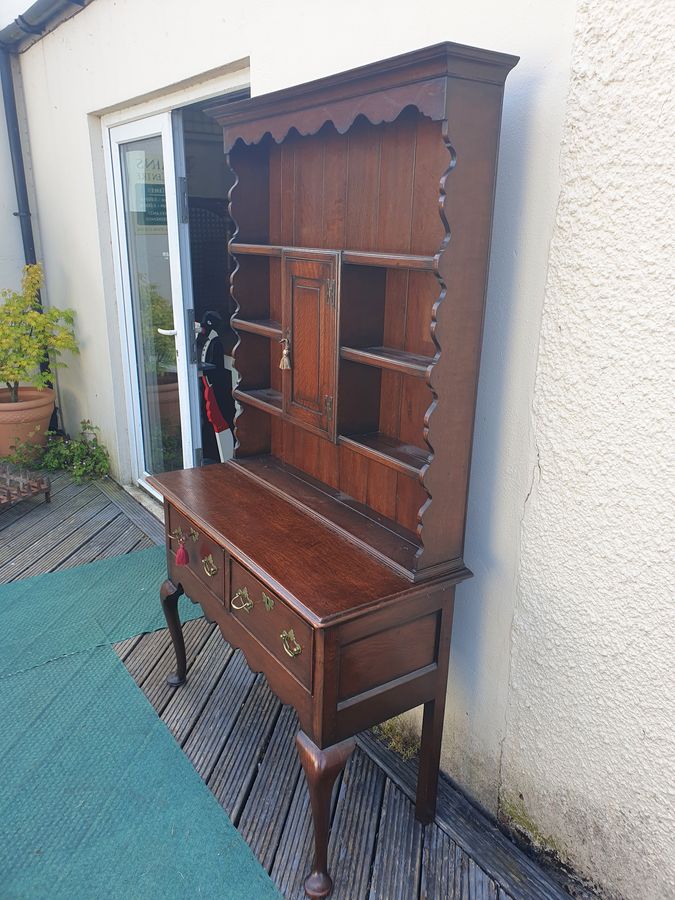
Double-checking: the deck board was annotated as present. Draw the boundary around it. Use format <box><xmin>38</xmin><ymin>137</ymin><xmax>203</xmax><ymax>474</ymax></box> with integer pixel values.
<box><xmin>270</xmin><ymin>759</ymin><xmax>322</xmax><ymax>899</ymax></box>
<box><xmin>0</xmin><ymin>473</ymin><xmax>583</xmax><ymax>900</ymax></box>
<box><xmin>357</xmin><ymin>730</ymin><xmax>568</xmax><ymax>899</ymax></box>
<box><xmin>328</xmin><ymin>751</ymin><xmax>386</xmax><ymax>899</ymax></box>
<box><xmin>370</xmin><ymin>780</ymin><xmax>423</xmax><ymax>899</ymax></box>
<box><xmin>0</xmin><ymin>483</ymin><xmax>102</xmax><ymax>574</ymax></box>
<box><xmin>183</xmin><ymin>649</ymin><xmax>257</xmax><ymax>780</ymax></box>
<box><xmin>161</xmin><ymin>628</ymin><xmax>234</xmax><ymax>745</ymax></box>
<box><xmin>237</xmin><ymin>705</ymin><xmax>303</xmax><ymax>871</ymax></box>
<box><xmin>55</xmin><ymin>515</ymin><xmax>150</xmax><ymax>568</ymax></box>
<box><xmin>0</xmin><ymin>471</ymin><xmax>71</xmax><ymax>532</ymax></box>
<box><xmin>11</xmin><ymin>501</ymin><xmax>119</xmax><ymax>580</ymax></box>
<box><xmin>207</xmin><ymin>675</ymin><xmax>281</xmax><ymax>821</ymax></box>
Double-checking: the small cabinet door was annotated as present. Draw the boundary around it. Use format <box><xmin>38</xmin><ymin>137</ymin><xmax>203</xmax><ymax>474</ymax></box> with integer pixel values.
<box><xmin>281</xmin><ymin>249</ymin><xmax>339</xmax><ymax>440</ymax></box>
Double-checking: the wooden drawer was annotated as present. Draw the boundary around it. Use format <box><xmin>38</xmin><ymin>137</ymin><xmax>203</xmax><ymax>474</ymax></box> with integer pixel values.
<box><xmin>229</xmin><ymin>561</ymin><xmax>313</xmax><ymax>690</ymax></box>
<box><xmin>167</xmin><ymin>505</ymin><xmax>226</xmax><ymax>601</ymax></box>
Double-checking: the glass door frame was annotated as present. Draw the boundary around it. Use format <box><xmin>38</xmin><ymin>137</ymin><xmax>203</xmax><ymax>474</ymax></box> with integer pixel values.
<box><xmin>107</xmin><ymin>112</ymin><xmax>199</xmax><ymax>494</ymax></box>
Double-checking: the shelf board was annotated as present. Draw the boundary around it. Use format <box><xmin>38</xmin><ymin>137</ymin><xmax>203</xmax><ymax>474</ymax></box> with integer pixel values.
<box><xmin>230</xmin><ymin>242</ymin><xmax>283</xmax><ymax>257</ymax></box>
<box><xmin>342</xmin><ymin>250</ymin><xmax>437</xmax><ymax>270</ymax></box>
<box><xmin>231</xmin><ymin>242</ymin><xmax>437</xmax><ymax>271</ymax></box>
<box><xmin>232</xmin><ymin>317</ymin><xmax>282</xmax><ymax>339</ymax></box>
<box><xmin>233</xmin><ymin>387</ymin><xmax>283</xmax><ymax>416</ymax></box>
<box><xmin>340</xmin><ymin>345</ymin><xmax>434</xmax><ymax>378</ymax></box>
<box><xmin>338</xmin><ymin>432</ymin><xmax>430</xmax><ymax>478</ymax></box>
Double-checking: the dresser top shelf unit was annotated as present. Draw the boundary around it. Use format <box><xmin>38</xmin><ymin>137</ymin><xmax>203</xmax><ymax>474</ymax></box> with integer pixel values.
<box><xmin>208</xmin><ymin>40</ymin><xmax>517</xmax><ymax>584</ymax></box>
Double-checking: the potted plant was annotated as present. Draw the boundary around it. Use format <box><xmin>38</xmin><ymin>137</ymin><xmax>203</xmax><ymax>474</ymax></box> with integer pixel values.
<box><xmin>0</xmin><ymin>264</ymin><xmax>78</xmax><ymax>458</ymax></box>
<box><xmin>139</xmin><ymin>277</ymin><xmax>181</xmax><ymax>431</ymax></box>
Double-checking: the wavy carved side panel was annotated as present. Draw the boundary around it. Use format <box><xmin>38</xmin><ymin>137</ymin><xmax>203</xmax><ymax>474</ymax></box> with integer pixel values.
<box><xmin>416</xmin><ymin>79</ymin><xmax>507</xmax><ymax>574</ymax></box>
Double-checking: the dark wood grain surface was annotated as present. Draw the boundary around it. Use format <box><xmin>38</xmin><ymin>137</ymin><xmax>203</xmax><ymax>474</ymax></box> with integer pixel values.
<box><xmin>150</xmin><ymin>463</ymin><xmax>417</xmax><ymax>625</ymax></box>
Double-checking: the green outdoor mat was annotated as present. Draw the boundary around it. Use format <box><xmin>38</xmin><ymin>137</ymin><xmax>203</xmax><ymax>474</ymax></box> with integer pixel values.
<box><xmin>0</xmin><ymin>546</ymin><xmax>202</xmax><ymax>679</ymax></box>
<box><xmin>0</xmin><ymin>646</ymin><xmax>279</xmax><ymax>899</ymax></box>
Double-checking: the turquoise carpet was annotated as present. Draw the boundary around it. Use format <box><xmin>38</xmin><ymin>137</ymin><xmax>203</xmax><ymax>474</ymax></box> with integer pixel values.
<box><xmin>0</xmin><ymin>549</ymin><xmax>280</xmax><ymax>899</ymax></box>
<box><xmin>0</xmin><ymin>546</ymin><xmax>202</xmax><ymax>679</ymax></box>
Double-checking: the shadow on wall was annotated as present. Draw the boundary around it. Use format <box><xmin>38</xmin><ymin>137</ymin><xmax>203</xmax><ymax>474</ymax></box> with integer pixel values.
<box><xmin>444</xmin><ymin>71</ymin><xmax>538</xmax><ymax>808</ymax></box>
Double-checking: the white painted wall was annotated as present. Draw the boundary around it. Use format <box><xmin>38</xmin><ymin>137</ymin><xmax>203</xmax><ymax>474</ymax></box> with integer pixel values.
<box><xmin>0</xmin><ymin>66</ymin><xmax>25</xmax><ymax>294</ymax></box>
<box><xmin>499</xmin><ymin>0</ymin><xmax>675</xmax><ymax>896</ymax></box>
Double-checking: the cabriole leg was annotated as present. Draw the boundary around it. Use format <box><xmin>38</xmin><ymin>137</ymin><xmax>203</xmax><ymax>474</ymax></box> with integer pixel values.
<box><xmin>296</xmin><ymin>731</ymin><xmax>355</xmax><ymax>899</ymax></box>
<box><xmin>160</xmin><ymin>578</ymin><xmax>186</xmax><ymax>687</ymax></box>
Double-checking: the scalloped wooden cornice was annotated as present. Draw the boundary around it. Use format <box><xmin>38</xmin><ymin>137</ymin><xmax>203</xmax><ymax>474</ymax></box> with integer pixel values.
<box><xmin>206</xmin><ymin>41</ymin><xmax>518</xmax><ymax>151</ymax></box>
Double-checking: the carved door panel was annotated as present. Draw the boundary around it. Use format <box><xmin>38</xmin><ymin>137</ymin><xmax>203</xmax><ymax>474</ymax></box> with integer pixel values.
<box><xmin>281</xmin><ymin>249</ymin><xmax>340</xmax><ymax>440</ymax></box>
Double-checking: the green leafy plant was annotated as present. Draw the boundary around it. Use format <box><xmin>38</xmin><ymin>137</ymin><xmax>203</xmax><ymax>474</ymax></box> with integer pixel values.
<box><xmin>138</xmin><ymin>277</ymin><xmax>175</xmax><ymax>373</ymax></box>
<box><xmin>1</xmin><ymin>425</ymin><xmax>45</xmax><ymax>466</ymax></box>
<box><xmin>4</xmin><ymin>420</ymin><xmax>111</xmax><ymax>481</ymax></box>
<box><xmin>41</xmin><ymin>420</ymin><xmax>110</xmax><ymax>480</ymax></box>
<box><xmin>0</xmin><ymin>264</ymin><xmax>78</xmax><ymax>402</ymax></box>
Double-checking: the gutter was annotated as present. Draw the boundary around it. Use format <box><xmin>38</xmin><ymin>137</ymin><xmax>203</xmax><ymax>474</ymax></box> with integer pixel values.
<box><xmin>0</xmin><ymin>49</ymin><xmax>36</xmax><ymax>264</ymax></box>
<box><xmin>0</xmin><ymin>0</ymin><xmax>93</xmax><ymax>258</ymax></box>
<box><xmin>0</xmin><ymin>1</ymin><xmax>91</xmax><ymax>53</ymax></box>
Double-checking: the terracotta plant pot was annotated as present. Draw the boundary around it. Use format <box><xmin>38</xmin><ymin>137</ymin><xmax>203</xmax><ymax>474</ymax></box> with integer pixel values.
<box><xmin>147</xmin><ymin>376</ymin><xmax>181</xmax><ymax>430</ymax></box>
<box><xmin>0</xmin><ymin>388</ymin><xmax>55</xmax><ymax>458</ymax></box>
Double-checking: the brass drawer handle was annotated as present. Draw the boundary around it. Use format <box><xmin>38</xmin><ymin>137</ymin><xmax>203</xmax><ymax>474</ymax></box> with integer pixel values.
<box><xmin>280</xmin><ymin>628</ymin><xmax>302</xmax><ymax>658</ymax></box>
<box><xmin>171</xmin><ymin>525</ymin><xmax>200</xmax><ymax>543</ymax></box>
<box><xmin>170</xmin><ymin>526</ymin><xmax>199</xmax><ymax>542</ymax></box>
<box><xmin>231</xmin><ymin>586</ymin><xmax>253</xmax><ymax>612</ymax></box>
<box><xmin>262</xmin><ymin>591</ymin><xmax>274</xmax><ymax>611</ymax></box>
<box><xmin>202</xmin><ymin>554</ymin><xmax>218</xmax><ymax>578</ymax></box>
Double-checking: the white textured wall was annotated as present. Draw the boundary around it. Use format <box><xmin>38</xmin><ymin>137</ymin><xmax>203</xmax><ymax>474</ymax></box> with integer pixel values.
<box><xmin>500</xmin><ymin>1</ymin><xmax>675</xmax><ymax>898</ymax></box>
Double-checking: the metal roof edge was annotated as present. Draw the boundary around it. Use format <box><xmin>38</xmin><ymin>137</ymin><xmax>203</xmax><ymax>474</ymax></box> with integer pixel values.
<box><xmin>0</xmin><ymin>0</ymin><xmax>91</xmax><ymax>53</ymax></box>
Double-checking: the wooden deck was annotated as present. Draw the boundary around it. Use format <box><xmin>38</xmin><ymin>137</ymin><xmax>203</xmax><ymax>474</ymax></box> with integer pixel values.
<box><xmin>0</xmin><ymin>474</ymin><xmax>585</xmax><ymax>900</ymax></box>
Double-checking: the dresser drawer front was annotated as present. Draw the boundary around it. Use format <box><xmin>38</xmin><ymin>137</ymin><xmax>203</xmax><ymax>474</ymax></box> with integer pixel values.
<box><xmin>167</xmin><ymin>506</ymin><xmax>226</xmax><ymax>600</ymax></box>
<box><xmin>229</xmin><ymin>561</ymin><xmax>313</xmax><ymax>690</ymax></box>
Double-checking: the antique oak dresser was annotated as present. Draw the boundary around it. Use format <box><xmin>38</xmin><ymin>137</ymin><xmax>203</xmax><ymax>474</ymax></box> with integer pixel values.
<box><xmin>150</xmin><ymin>42</ymin><xmax>518</xmax><ymax>898</ymax></box>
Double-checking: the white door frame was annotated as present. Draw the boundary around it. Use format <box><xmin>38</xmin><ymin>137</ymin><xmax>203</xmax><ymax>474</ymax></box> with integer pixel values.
<box><xmin>106</xmin><ymin>111</ymin><xmax>196</xmax><ymax>495</ymax></box>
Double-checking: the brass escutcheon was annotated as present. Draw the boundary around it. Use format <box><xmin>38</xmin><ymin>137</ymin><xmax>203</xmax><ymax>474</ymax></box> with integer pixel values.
<box><xmin>202</xmin><ymin>554</ymin><xmax>218</xmax><ymax>578</ymax></box>
<box><xmin>169</xmin><ymin>527</ymin><xmax>185</xmax><ymax>542</ymax></box>
<box><xmin>280</xmin><ymin>628</ymin><xmax>302</xmax><ymax>658</ymax></box>
<box><xmin>231</xmin><ymin>586</ymin><xmax>253</xmax><ymax>613</ymax></box>
<box><xmin>262</xmin><ymin>591</ymin><xmax>274</xmax><ymax>611</ymax></box>
<box><xmin>189</xmin><ymin>527</ymin><xmax>199</xmax><ymax>542</ymax></box>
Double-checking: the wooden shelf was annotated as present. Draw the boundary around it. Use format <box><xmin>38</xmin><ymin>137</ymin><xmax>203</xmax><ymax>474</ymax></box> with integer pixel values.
<box><xmin>233</xmin><ymin>387</ymin><xmax>283</xmax><ymax>416</ymax></box>
<box><xmin>230</xmin><ymin>242</ymin><xmax>282</xmax><ymax>257</ymax></box>
<box><xmin>230</xmin><ymin>242</ymin><xmax>436</xmax><ymax>271</ymax></box>
<box><xmin>232</xmin><ymin>455</ymin><xmax>421</xmax><ymax>578</ymax></box>
<box><xmin>338</xmin><ymin>432</ymin><xmax>430</xmax><ymax>478</ymax></box>
<box><xmin>340</xmin><ymin>345</ymin><xmax>434</xmax><ymax>378</ymax></box>
<box><xmin>342</xmin><ymin>250</ymin><xmax>437</xmax><ymax>270</ymax></box>
<box><xmin>232</xmin><ymin>317</ymin><xmax>282</xmax><ymax>339</ymax></box>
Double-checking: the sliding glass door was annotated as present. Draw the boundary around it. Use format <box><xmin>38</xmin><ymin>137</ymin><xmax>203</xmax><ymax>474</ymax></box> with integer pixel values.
<box><xmin>108</xmin><ymin>113</ymin><xmax>199</xmax><ymax>486</ymax></box>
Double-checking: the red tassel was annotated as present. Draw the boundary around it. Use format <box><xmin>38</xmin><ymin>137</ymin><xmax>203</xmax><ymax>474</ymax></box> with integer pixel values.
<box><xmin>175</xmin><ymin>542</ymin><xmax>189</xmax><ymax>566</ymax></box>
